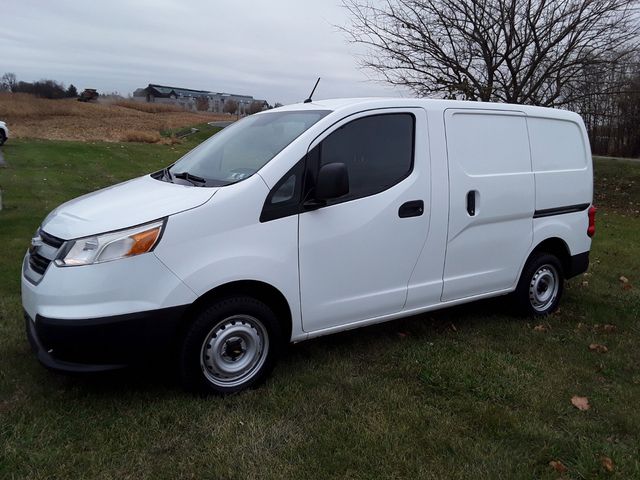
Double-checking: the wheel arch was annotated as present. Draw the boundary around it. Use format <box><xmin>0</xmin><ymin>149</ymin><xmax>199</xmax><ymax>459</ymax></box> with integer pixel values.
<box><xmin>526</xmin><ymin>237</ymin><xmax>572</xmax><ymax>277</ymax></box>
<box><xmin>179</xmin><ymin>280</ymin><xmax>293</xmax><ymax>343</ymax></box>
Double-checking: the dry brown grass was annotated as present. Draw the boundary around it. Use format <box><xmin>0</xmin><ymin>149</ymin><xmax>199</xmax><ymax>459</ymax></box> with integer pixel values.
<box><xmin>113</xmin><ymin>99</ymin><xmax>186</xmax><ymax>114</ymax></box>
<box><xmin>0</xmin><ymin>93</ymin><xmax>232</xmax><ymax>143</ymax></box>
<box><xmin>0</xmin><ymin>93</ymin><xmax>89</xmax><ymax>118</ymax></box>
<box><xmin>120</xmin><ymin>130</ymin><xmax>162</xmax><ymax>143</ymax></box>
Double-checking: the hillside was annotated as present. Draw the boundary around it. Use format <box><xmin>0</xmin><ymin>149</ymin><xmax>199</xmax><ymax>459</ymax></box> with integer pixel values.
<box><xmin>0</xmin><ymin>93</ymin><xmax>232</xmax><ymax>143</ymax></box>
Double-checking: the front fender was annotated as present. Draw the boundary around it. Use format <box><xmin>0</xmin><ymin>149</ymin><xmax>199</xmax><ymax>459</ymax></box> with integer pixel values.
<box><xmin>153</xmin><ymin>176</ymin><xmax>303</xmax><ymax>339</ymax></box>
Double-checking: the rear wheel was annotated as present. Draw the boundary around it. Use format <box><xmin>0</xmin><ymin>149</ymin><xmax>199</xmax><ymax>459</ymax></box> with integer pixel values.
<box><xmin>513</xmin><ymin>252</ymin><xmax>564</xmax><ymax>316</ymax></box>
<box><xmin>180</xmin><ymin>296</ymin><xmax>282</xmax><ymax>394</ymax></box>
<box><xmin>0</xmin><ymin>130</ymin><xmax>6</xmax><ymax>146</ymax></box>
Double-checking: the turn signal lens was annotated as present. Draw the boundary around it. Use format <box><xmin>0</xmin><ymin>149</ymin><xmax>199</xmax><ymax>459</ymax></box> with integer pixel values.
<box><xmin>587</xmin><ymin>205</ymin><xmax>596</xmax><ymax>237</ymax></box>
<box><xmin>128</xmin><ymin>228</ymin><xmax>162</xmax><ymax>256</ymax></box>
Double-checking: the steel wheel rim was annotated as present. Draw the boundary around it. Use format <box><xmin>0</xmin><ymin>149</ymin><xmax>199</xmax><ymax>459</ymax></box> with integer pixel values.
<box><xmin>528</xmin><ymin>264</ymin><xmax>559</xmax><ymax>312</ymax></box>
<box><xmin>200</xmin><ymin>314</ymin><xmax>269</xmax><ymax>387</ymax></box>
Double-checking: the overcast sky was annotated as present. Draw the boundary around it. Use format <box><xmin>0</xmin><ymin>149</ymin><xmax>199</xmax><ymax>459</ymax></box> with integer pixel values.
<box><xmin>1</xmin><ymin>0</ymin><xmax>410</xmax><ymax>104</ymax></box>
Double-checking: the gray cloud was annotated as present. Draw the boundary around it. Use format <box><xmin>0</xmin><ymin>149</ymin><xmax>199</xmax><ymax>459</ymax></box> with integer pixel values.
<box><xmin>1</xmin><ymin>0</ymin><xmax>409</xmax><ymax>104</ymax></box>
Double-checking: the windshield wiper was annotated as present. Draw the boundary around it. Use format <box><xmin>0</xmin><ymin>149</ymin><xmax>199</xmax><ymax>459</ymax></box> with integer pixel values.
<box><xmin>173</xmin><ymin>171</ymin><xmax>207</xmax><ymax>186</ymax></box>
<box><xmin>162</xmin><ymin>167</ymin><xmax>173</xmax><ymax>182</ymax></box>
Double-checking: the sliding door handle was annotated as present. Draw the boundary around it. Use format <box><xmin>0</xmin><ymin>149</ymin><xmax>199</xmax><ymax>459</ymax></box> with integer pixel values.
<box><xmin>398</xmin><ymin>200</ymin><xmax>424</xmax><ymax>218</ymax></box>
<box><xmin>467</xmin><ymin>190</ymin><xmax>477</xmax><ymax>216</ymax></box>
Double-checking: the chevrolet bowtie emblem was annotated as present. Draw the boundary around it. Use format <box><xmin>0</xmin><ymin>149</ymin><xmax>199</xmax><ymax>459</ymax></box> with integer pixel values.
<box><xmin>31</xmin><ymin>236</ymin><xmax>43</xmax><ymax>248</ymax></box>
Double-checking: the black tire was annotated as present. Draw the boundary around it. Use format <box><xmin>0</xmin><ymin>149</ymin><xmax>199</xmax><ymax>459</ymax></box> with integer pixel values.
<box><xmin>513</xmin><ymin>252</ymin><xmax>564</xmax><ymax>316</ymax></box>
<box><xmin>180</xmin><ymin>296</ymin><xmax>282</xmax><ymax>394</ymax></box>
<box><xmin>0</xmin><ymin>131</ymin><xmax>6</xmax><ymax>146</ymax></box>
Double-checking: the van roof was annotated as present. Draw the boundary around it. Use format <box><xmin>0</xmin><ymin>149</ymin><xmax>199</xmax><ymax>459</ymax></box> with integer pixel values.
<box><xmin>274</xmin><ymin>97</ymin><xmax>581</xmax><ymax>122</ymax></box>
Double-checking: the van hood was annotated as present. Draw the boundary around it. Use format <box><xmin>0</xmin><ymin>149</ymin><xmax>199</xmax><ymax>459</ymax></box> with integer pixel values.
<box><xmin>41</xmin><ymin>175</ymin><xmax>217</xmax><ymax>240</ymax></box>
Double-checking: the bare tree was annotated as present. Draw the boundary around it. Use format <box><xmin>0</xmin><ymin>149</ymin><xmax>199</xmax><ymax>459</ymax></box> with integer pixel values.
<box><xmin>570</xmin><ymin>56</ymin><xmax>640</xmax><ymax>156</ymax></box>
<box><xmin>1</xmin><ymin>72</ymin><xmax>17</xmax><ymax>92</ymax></box>
<box><xmin>342</xmin><ymin>0</ymin><xmax>639</xmax><ymax>106</ymax></box>
<box><xmin>195</xmin><ymin>96</ymin><xmax>210</xmax><ymax>111</ymax></box>
<box><xmin>14</xmin><ymin>79</ymin><xmax>67</xmax><ymax>99</ymax></box>
<box><xmin>223</xmin><ymin>99</ymin><xmax>238</xmax><ymax>115</ymax></box>
<box><xmin>247</xmin><ymin>100</ymin><xmax>265</xmax><ymax>114</ymax></box>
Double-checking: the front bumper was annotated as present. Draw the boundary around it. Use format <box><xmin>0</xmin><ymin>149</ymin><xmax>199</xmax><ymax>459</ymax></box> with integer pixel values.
<box><xmin>25</xmin><ymin>306</ymin><xmax>187</xmax><ymax>371</ymax></box>
<box><xmin>22</xmin><ymin>251</ymin><xmax>197</xmax><ymax>371</ymax></box>
<box><xmin>22</xmin><ymin>251</ymin><xmax>196</xmax><ymax>323</ymax></box>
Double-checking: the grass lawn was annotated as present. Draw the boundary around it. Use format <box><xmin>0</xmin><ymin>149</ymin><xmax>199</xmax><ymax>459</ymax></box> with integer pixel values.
<box><xmin>1</xmin><ymin>131</ymin><xmax>639</xmax><ymax>479</ymax></box>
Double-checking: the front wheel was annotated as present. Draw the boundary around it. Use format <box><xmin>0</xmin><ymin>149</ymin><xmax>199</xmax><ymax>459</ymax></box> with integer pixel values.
<box><xmin>0</xmin><ymin>131</ymin><xmax>6</xmax><ymax>146</ymax></box>
<box><xmin>513</xmin><ymin>252</ymin><xmax>564</xmax><ymax>316</ymax></box>
<box><xmin>180</xmin><ymin>296</ymin><xmax>282</xmax><ymax>394</ymax></box>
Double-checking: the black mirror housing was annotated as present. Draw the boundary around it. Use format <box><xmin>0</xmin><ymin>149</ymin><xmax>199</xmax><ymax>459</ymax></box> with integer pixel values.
<box><xmin>315</xmin><ymin>163</ymin><xmax>350</xmax><ymax>200</ymax></box>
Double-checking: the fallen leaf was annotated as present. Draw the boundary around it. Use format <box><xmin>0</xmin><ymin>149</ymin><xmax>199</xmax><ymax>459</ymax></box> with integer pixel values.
<box><xmin>549</xmin><ymin>460</ymin><xmax>568</xmax><ymax>474</ymax></box>
<box><xmin>397</xmin><ymin>332</ymin><xmax>408</xmax><ymax>338</ymax></box>
<box><xmin>589</xmin><ymin>343</ymin><xmax>608</xmax><ymax>353</ymax></box>
<box><xmin>622</xmin><ymin>283</ymin><xmax>633</xmax><ymax>291</ymax></box>
<box><xmin>619</xmin><ymin>275</ymin><xmax>629</xmax><ymax>283</ymax></box>
<box><xmin>571</xmin><ymin>395</ymin><xmax>590</xmax><ymax>411</ymax></box>
<box><xmin>582</xmin><ymin>280</ymin><xmax>589</xmax><ymax>287</ymax></box>
<box><xmin>601</xmin><ymin>456</ymin><xmax>614</xmax><ymax>472</ymax></box>
<box><xmin>534</xmin><ymin>324</ymin><xmax>548</xmax><ymax>332</ymax></box>
<box><xmin>450</xmin><ymin>323</ymin><xmax>458</xmax><ymax>332</ymax></box>
<box><xmin>594</xmin><ymin>324</ymin><xmax>617</xmax><ymax>333</ymax></box>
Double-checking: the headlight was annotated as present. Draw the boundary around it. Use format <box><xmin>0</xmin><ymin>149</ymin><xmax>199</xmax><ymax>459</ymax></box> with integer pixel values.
<box><xmin>55</xmin><ymin>220</ymin><xmax>165</xmax><ymax>267</ymax></box>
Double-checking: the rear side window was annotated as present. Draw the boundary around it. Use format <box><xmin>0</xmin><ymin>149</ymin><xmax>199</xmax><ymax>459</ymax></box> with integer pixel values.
<box><xmin>312</xmin><ymin>113</ymin><xmax>415</xmax><ymax>203</ymax></box>
<box><xmin>527</xmin><ymin>117</ymin><xmax>587</xmax><ymax>171</ymax></box>
<box><xmin>445</xmin><ymin>112</ymin><xmax>531</xmax><ymax>175</ymax></box>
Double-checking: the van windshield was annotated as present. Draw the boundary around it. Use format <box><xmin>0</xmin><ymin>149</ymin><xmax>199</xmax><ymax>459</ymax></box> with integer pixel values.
<box><xmin>167</xmin><ymin>110</ymin><xmax>330</xmax><ymax>186</ymax></box>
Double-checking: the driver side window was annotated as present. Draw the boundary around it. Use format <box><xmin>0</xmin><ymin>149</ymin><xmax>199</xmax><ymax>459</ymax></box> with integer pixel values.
<box><xmin>308</xmin><ymin>113</ymin><xmax>415</xmax><ymax>204</ymax></box>
<box><xmin>259</xmin><ymin>112</ymin><xmax>415</xmax><ymax>222</ymax></box>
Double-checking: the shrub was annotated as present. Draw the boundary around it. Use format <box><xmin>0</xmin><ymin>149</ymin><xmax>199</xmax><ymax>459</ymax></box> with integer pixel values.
<box><xmin>121</xmin><ymin>130</ymin><xmax>161</xmax><ymax>143</ymax></box>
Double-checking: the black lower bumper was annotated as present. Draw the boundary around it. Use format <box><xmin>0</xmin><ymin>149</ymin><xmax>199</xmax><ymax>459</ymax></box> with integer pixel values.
<box><xmin>566</xmin><ymin>251</ymin><xmax>590</xmax><ymax>279</ymax></box>
<box><xmin>25</xmin><ymin>305</ymin><xmax>188</xmax><ymax>373</ymax></box>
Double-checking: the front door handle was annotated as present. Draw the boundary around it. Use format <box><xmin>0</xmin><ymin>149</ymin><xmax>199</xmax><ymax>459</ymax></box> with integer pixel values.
<box><xmin>398</xmin><ymin>200</ymin><xmax>424</xmax><ymax>218</ymax></box>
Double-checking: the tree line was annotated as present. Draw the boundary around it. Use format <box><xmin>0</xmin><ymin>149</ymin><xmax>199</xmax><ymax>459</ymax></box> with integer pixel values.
<box><xmin>1</xmin><ymin>72</ymin><xmax>78</xmax><ymax>99</ymax></box>
<box><xmin>342</xmin><ymin>0</ymin><xmax>640</xmax><ymax>157</ymax></box>
<box><xmin>2</xmin><ymin>73</ymin><xmax>277</xmax><ymax>117</ymax></box>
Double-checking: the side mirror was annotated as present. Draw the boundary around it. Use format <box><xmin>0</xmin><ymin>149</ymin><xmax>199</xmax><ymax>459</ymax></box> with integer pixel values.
<box><xmin>315</xmin><ymin>162</ymin><xmax>349</xmax><ymax>201</ymax></box>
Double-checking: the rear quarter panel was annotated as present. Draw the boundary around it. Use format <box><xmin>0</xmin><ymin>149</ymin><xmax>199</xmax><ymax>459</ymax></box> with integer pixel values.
<box><xmin>527</xmin><ymin>114</ymin><xmax>593</xmax><ymax>211</ymax></box>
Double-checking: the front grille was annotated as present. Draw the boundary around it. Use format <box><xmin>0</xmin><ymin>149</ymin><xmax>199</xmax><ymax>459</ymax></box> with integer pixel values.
<box><xmin>39</xmin><ymin>230</ymin><xmax>64</xmax><ymax>249</ymax></box>
<box><xmin>25</xmin><ymin>229</ymin><xmax>65</xmax><ymax>282</ymax></box>
<box><xmin>28</xmin><ymin>252</ymin><xmax>50</xmax><ymax>274</ymax></box>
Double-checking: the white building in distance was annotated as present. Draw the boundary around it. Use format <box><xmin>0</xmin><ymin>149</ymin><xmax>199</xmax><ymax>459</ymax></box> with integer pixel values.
<box><xmin>133</xmin><ymin>84</ymin><xmax>269</xmax><ymax>114</ymax></box>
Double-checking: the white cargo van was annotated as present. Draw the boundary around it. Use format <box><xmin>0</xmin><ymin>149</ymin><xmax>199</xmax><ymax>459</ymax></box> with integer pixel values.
<box><xmin>22</xmin><ymin>98</ymin><xmax>596</xmax><ymax>393</ymax></box>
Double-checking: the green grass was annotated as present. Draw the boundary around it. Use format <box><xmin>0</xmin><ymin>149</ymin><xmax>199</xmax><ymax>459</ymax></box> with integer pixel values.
<box><xmin>1</xmin><ymin>136</ymin><xmax>639</xmax><ymax>479</ymax></box>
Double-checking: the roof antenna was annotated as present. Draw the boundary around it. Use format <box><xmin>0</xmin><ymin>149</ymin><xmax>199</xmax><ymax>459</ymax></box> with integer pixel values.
<box><xmin>303</xmin><ymin>77</ymin><xmax>321</xmax><ymax>103</ymax></box>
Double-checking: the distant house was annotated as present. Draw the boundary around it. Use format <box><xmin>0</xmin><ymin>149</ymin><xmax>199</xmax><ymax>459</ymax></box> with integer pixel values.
<box><xmin>132</xmin><ymin>83</ymin><xmax>268</xmax><ymax>114</ymax></box>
